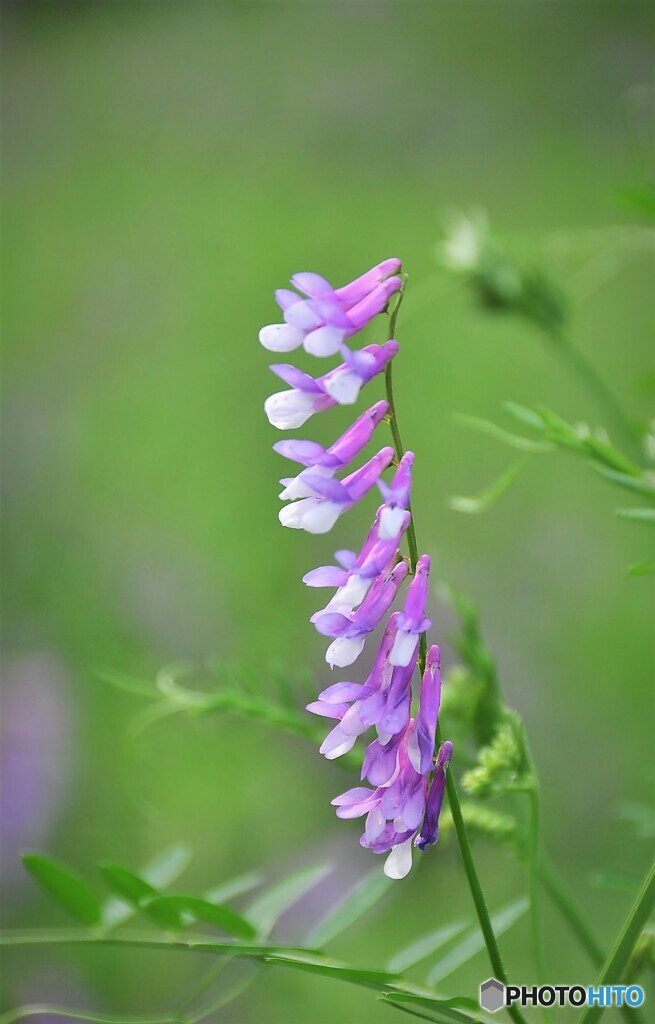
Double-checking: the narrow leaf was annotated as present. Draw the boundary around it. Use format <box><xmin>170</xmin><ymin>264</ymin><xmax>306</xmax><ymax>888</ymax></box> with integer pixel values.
<box><xmin>448</xmin><ymin>459</ymin><xmax>528</xmax><ymax>514</ymax></box>
<box><xmin>204</xmin><ymin>871</ymin><xmax>263</xmax><ymax>905</ymax></box>
<box><xmin>594</xmin><ymin>465</ymin><xmax>655</xmax><ymax>498</ymax></box>
<box><xmin>246</xmin><ymin>862</ymin><xmax>331</xmax><ymax>939</ymax></box>
<box><xmin>387</xmin><ymin>918</ymin><xmax>469</xmax><ymax>974</ymax></box>
<box><xmin>263</xmin><ymin>950</ymin><xmax>396</xmax><ymax>990</ymax></box>
<box><xmin>141</xmin><ymin>895</ymin><xmax>256</xmax><ymax>940</ymax></box>
<box><xmin>102</xmin><ymin>844</ymin><xmax>192</xmax><ymax>928</ymax></box>
<box><xmin>306</xmin><ymin>868</ymin><xmax>393</xmax><ymax>948</ymax></box>
<box><xmin>22</xmin><ymin>854</ymin><xmax>101</xmax><ymax>927</ymax></box>
<box><xmin>615</xmin><ymin>507</ymin><xmax>655</xmax><ymax>524</ymax></box>
<box><xmin>502</xmin><ymin>402</ymin><xmax>545</xmax><ymax>431</ymax></box>
<box><xmin>455</xmin><ymin>414</ymin><xmax>552</xmax><ymax>453</ymax></box>
<box><xmin>627</xmin><ymin>560</ymin><xmax>655</xmax><ymax>575</ymax></box>
<box><xmin>425</xmin><ymin>897</ymin><xmax>528</xmax><ymax>985</ymax></box>
<box><xmin>379</xmin><ymin>993</ymin><xmax>494</xmax><ymax>1024</ymax></box>
<box><xmin>378</xmin><ymin>994</ymin><xmax>480</xmax><ymax>1024</ymax></box>
<box><xmin>98</xmin><ymin>863</ymin><xmax>182</xmax><ymax>929</ymax></box>
<box><xmin>95</xmin><ymin>667</ymin><xmax>157</xmax><ymax>699</ymax></box>
<box><xmin>582</xmin><ymin>437</ymin><xmax>641</xmax><ymax>476</ymax></box>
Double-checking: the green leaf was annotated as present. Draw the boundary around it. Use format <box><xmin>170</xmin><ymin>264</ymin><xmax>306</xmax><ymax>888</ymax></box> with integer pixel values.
<box><xmin>386</xmin><ymin>918</ymin><xmax>470</xmax><ymax>973</ymax></box>
<box><xmin>306</xmin><ymin>868</ymin><xmax>393</xmax><ymax>948</ymax></box>
<box><xmin>378</xmin><ymin>991</ymin><xmax>481</xmax><ymax>1024</ymax></box>
<box><xmin>425</xmin><ymin>897</ymin><xmax>528</xmax><ymax>985</ymax></box>
<box><xmin>141</xmin><ymin>895</ymin><xmax>256</xmax><ymax>940</ymax></box>
<box><xmin>627</xmin><ymin>560</ymin><xmax>655</xmax><ymax>575</ymax></box>
<box><xmin>379</xmin><ymin>993</ymin><xmax>493</xmax><ymax>1024</ymax></box>
<box><xmin>246</xmin><ymin>862</ymin><xmax>331</xmax><ymax>939</ymax></box>
<box><xmin>448</xmin><ymin>459</ymin><xmax>528</xmax><ymax>514</ymax></box>
<box><xmin>95</xmin><ymin>667</ymin><xmax>157</xmax><ymax>698</ymax></box>
<box><xmin>581</xmin><ymin>437</ymin><xmax>641</xmax><ymax>476</ymax></box>
<box><xmin>615</xmin><ymin>507</ymin><xmax>655</xmax><ymax>524</ymax></box>
<box><xmin>204</xmin><ymin>871</ymin><xmax>263</xmax><ymax>905</ymax></box>
<box><xmin>102</xmin><ymin>844</ymin><xmax>192</xmax><ymax>928</ymax></box>
<box><xmin>98</xmin><ymin>863</ymin><xmax>182</xmax><ymax>929</ymax></box>
<box><xmin>454</xmin><ymin>413</ymin><xmax>552</xmax><ymax>453</ymax></box>
<box><xmin>22</xmin><ymin>853</ymin><xmax>101</xmax><ymax>927</ymax></box>
<box><xmin>594</xmin><ymin>465</ymin><xmax>655</xmax><ymax>498</ymax></box>
<box><xmin>262</xmin><ymin>950</ymin><xmax>397</xmax><ymax>990</ymax></box>
<box><xmin>502</xmin><ymin>402</ymin><xmax>546</xmax><ymax>431</ymax></box>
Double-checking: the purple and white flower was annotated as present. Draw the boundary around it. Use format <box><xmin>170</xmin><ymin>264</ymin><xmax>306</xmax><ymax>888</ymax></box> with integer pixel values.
<box><xmin>415</xmin><ymin>740</ymin><xmax>453</xmax><ymax>851</ymax></box>
<box><xmin>275</xmin><ymin>401</ymin><xmax>389</xmax><ymax>501</ymax></box>
<box><xmin>279</xmin><ymin>447</ymin><xmax>394</xmax><ymax>535</ymax></box>
<box><xmin>264</xmin><ymin>342</ymin><xmax>399</xmax><ymax>429</ymax></box>
<box><xmin>312</xmin><ymin>561</ymin><xmax>409</xmax><ymax>668</ymax></box>
<box><xmin>259</xmin><ymin>259</ymin><xmax>402</xmax><ymax>357</ymax></box>
<box><xmin>390</xmin><ymin>554</ymin><xmax>432</xmax><ymax>668</ymax></box>
<box><xmin>378</xmin><ymin>451</ymin><xmax>414</xmax><ymax>538</ymax></box>
<box><xmin>331</xmin><ymin>645</ymin><xmax>448</xmax><ymax>879</ymax></box>
<box><xmin>307</xmin><ymin>613</ymin><xmax>415</xmax><ymax>759</ymax></box>
<box><xmin>303</xmin><ymin>506</ymin><xmax>410</xmax><ymax>616</ymax></box>
<box><xmin>259</xmin><ymin>258</ymin><xmax>454</xmax><ymax>878</ymax></box>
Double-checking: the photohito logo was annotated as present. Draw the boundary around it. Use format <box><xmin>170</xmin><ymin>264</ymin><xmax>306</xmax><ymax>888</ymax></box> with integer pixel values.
<box><xmin>479</xmin><ymin>978</ymin><xmax>645</xmax><ymax>1013</ymax></box>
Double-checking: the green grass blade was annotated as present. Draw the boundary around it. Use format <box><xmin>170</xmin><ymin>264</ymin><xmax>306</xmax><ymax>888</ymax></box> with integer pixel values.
<box><xmin>305</xmin><ymin>867</ymin><xmax>393</xmax><ymax>948</ymax></box>
<box><xmin>425</xmin><ymin>897</ymin><xmax>528</xmax><ymax>985</ymax></box>
<box><xmin>245</xmin><ymin>862</ymin><xmax>331</xmax><ymax>939</ymax></box>
<box><xmin>386</xmin><ymin>918</ymin><xmax>470</xmax><ymax>974</ymax></box>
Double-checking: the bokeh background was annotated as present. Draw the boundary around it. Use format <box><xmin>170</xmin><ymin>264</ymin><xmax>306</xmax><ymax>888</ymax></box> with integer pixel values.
<box><xmin>2</xmin><ymin>2</ymin><xmax>653</xmax><ymax>1021</ymax></box>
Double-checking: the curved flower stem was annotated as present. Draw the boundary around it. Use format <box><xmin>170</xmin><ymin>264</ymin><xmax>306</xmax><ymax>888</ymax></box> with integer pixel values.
<box><xmin>384</xmin><ymin>291</ymin><xmax>528</xmax><ymax>1024</ymax></box>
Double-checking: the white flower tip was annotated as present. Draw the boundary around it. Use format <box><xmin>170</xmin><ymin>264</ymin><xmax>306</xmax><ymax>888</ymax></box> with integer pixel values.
<box><xmin>379</xmin><ymin>505</ymin><xmax>406</xmax><ymax>540</ymax></box>
<box><xmin>384</xmin><ymin>839</ymin><xmax>413</xmax><ymax>880</ymax></box>
<box><xmin>259</xmin><ymin>323</ymin><xmax>304</xmax><ymax>352</ymax></box>
<box><xmin>325</xmin><ymin>635</ymin><xmax>366</xmax><ymax>669</ymax></box>
<box><xmin>323</xmin><ymin>371</ymin><xmax>361</xmax><ymax>406</ymax></box>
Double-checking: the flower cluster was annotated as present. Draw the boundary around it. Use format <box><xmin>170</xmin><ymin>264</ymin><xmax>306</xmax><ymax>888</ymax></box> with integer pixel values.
<box><xmin>260</xmin><ymin>259</ymin><xmax>452</xmax><ymax>879</ymax></box>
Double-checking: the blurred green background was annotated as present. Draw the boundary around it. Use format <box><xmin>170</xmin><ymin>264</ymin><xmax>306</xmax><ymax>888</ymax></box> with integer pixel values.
<box><xmin>2</xmin><ymin>2</ymin><xmax>653</xmax><ymax>1021</ymax></box>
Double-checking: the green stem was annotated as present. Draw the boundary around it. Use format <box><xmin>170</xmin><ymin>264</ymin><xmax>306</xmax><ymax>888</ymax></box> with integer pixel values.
<box><xmin>385</xmin><ymin>291</ymin><xmax>528</xmax><ymax>1024</ymax></box>
<box><xmin>555</xmin><ymin>332</ymin><xmax>639</xmax><ymax>454</ymax></box>
<box><xmin>576</xmin><ymin>858</ymin><xmax>655</xmax><ymax>1024</ymax></box>
<box><xmin>538</xmin><ymin>857</ymin><xmax>643</xmax><ymax>1024</ymax></box>
<box><xmin>539</xmin><ymin>855</ymin><xmax>604</xmax><ymax>966</ymax></box>
<box><xmin>527</xmin><ymin>787</ymin><xmax>546</xmax><ymax>996</ymax></box>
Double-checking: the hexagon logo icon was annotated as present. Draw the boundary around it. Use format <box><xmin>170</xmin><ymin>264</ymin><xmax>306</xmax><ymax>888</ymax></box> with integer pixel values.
<box><xmin>480</xmin><ymin>978</ymin><xmax>505</xmax><ymax>1013</ymax></box>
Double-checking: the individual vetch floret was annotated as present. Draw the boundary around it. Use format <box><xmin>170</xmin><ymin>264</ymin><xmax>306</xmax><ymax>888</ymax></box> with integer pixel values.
<box><xmin>275</xmin><ymin>401</ymin><xmax>389</xmax><ymax>501</ymax></box>
<box><xmin>390</xmin><ymin>554</ymin><xmax>432</xmax><ymax>667</ymax></box>
<box><xmin>264</xmin><ymin>342</ymin><xmax>398</xmax><ymax>429</ymax></box>
<box><xmin>312</xmin><ymin>561</ymin><xmax>409</xmax><ymax>668</ymax></box>
<box><xmin>378</xmin><ymin>451</ymin><xmax>414</xmax><ymax>538</ymax></box>
<box><xmin>279</xmin><ymin>447</ymin><xmax>394</xmax><ymax>535</ymax></box>
<box><xmin>259</xmin><ymin>259</ymin><xmax>402</xmax><ymax>357</ymax></box>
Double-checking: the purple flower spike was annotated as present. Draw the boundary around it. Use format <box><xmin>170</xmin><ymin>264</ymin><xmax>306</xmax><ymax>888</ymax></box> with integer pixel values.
<box><xmin>378</xmin><ymin>451</ymin><xmax>414</xmax><ymax>538</ymax></box>
<box><xmin>415</xmin><ymin>740</ymin><xmax>453</xmax><ymax>851</ymax></box>
<box><xmin>407</xmin><ymin>645</ymin><xmax>442</xmax><ymax>775</ymax></box>
<box><xmin>279</xmin><ymin>447</ymin><xmax>394</xmax><ymax>535</ymax></box>
<box><xmin>390</xmin><ymin>554</ymin><xmax>432</xmax><ymax>667</ymax></box>
<box><xmin>264</xmin><ymin>342</ymin><xmax>398</xmax><ymax>429</ymax></box>
<box><xmin>313</xmin><ymin>561</ymin><xmax>409</xmax><ymax>668</ymax></box>
<box><xmin>260</xmin><ymin>261</ymin><xmax>402</xmax><ymax>357</ymax></box>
